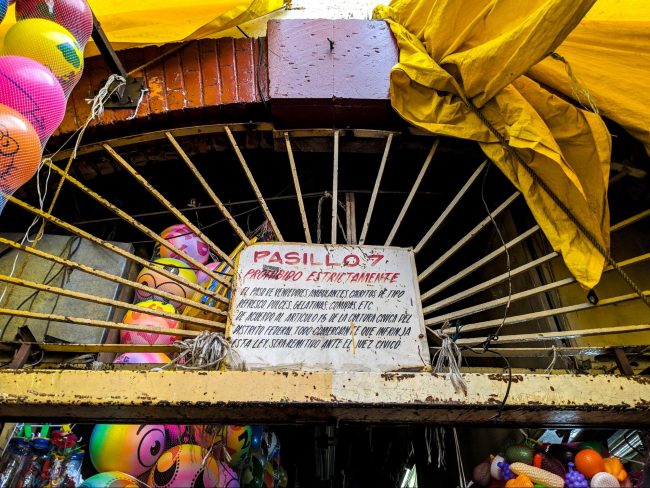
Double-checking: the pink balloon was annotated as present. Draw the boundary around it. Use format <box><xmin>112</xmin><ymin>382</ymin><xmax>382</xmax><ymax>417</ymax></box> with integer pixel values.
<box><xmin>0</xmin><ymin>56</ymin><xmax>66</xmax><ymax>141</ymax></box>
<box><xmin>16</xmin><ymin>0</ymin><xmax>94</xmax><ymax>46</ymax></box>
<box><xmin>195</xmin><ymin>261</ymin><xmax>222</xmax><ymax>286</ymax></box>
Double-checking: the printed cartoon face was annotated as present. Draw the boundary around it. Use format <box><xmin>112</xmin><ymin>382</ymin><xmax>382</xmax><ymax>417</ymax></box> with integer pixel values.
<box><xmin>90</xmin><ymin>424</ymin><xmax>166</xmax><ymax>477</ymax></box>
<box><xmin>119</xmin><ymin>300</ymin><xmax>181</xmax><ymax>345</ymax></box>
<box><xmin>148</xmin><ymin>444</ymin><xmax>220</xmax><ymax>488</ymax></box>
<box><xmin>79</xmin><ymin>471</ymin><xmax>140</xmax><ymax>487</ymax></box>
<box><xmin>159</xmin><ymin>224</ymin><xmax>210</xmax><ymax>265</ymax></box>
<box><xmin>134</xmin><ymin>258</ymin><xmax>198</xmax><ymax>312</ymax></box>
<box><xmin>0</xmin><ymin>104</ymin><xmax>41</xmax><ymax>191</ymax></box>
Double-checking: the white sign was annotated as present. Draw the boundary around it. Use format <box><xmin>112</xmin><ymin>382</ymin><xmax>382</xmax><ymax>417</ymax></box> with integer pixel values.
<box><xmin>228</xmin><ymin>243</ymin><xmax>430</xmax><ymax>371</ymax></box>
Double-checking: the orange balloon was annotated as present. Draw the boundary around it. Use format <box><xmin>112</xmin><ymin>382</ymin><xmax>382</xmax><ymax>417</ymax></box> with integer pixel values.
<box><xmin>575</xmin><ymin>448</ymin><xmax>605</xmax><ymax>479</ymax></box>
<box><xmin>0</xmin><ymin>104</ymin><xmax>41</xmax><ymax>191</ymax></box>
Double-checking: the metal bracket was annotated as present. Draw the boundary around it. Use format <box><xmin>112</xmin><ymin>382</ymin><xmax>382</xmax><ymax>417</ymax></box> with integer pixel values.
<box><xmin>103</xmin><ymin>76</ymin><xmax>146</xmax><ymax>109</ymax></box>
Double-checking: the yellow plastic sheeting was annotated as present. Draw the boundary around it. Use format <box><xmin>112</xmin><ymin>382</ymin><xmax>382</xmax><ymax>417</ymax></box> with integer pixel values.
<box><xmin>0</xmin><ymin>0</ymin><xmax>285</xmax><ymax>57</ymax></box>
<box><xmin>374</xmin><ymin>0</ymin><xmax>610</xmax><ymax>289</ymax></box>
<box><xmin>529</xmin><ymin>0</ymin><xmax>650</xmax><ymax>155</ymax></box>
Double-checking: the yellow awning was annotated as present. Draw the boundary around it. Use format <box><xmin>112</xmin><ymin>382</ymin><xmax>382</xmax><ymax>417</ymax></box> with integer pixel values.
<box><xmin>373</xmin><ymin>0</ymin><xmax>611</xmax><ymax>289</ymax></box>
<box><xmin>0</xmin><ymin>0</ymin><xmax>286</xmax><ymax>57</ymax></box>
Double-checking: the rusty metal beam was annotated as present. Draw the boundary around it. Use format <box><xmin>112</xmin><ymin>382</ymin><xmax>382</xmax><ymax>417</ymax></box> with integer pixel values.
<box><xmin>0</xmin><ymin>371</ymin><xmax>649</xmax><ymax>426</ymax></box>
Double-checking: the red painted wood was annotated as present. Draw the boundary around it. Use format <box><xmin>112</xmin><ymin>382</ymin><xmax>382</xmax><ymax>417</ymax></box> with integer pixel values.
<box><xmin>235</xmin><ymin>38</ymin><xmax>256</xmax><ymax>103</ymax></box>
<box><xmin>217</xmin><ymin>38</ymin><xmax>238</xmax><ymax>105</ymax></box>
<box><xmin>199</xmin><ymin>39</ymin><xmax>222</xmax><ymax>107</ymax></box>
<box><xmin>183</xmin><ymin>41</ymin><xmax>204</xmax><ymax>109</ymax></box>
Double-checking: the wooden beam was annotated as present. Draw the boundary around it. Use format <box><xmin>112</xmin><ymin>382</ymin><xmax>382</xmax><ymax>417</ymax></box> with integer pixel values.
<box><xmin>284</xmin><ymin>132</ymin><xmax>312</xmax><ymax>243</ymax></box>
<box><xmin>359</xmin><ymin>133</ymin><xmax>393</xmax><ymax>245</ymax></box>
<box><xmin>1</xmin><ymin>371</ymin><xmax>649</xmax><ymax>426</ymax></box>
<box><xmin>385</xmin><ymin>140</ymin><xmax>438</xmax><ymax>246</ymax></box>
<box><xmin>332</xmin><ymin>130</ymin><xmax>340</xmax><ymax>244</ymax></box>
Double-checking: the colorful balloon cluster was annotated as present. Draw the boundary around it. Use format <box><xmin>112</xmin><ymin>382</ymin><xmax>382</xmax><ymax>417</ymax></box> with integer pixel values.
<box><xmin>472</xmin><ymin>440</ymin><xmax>638</xmax><ymax>488</ymax></box>
<box><xmin>0</xmin><ymin>0</ymin><xmax>91</xmax><ymax>211</ymax></box>
<box><xmin>83</xmin><ymin>424</ymin><xmax>288</xmax><ymax>488</ymax></box>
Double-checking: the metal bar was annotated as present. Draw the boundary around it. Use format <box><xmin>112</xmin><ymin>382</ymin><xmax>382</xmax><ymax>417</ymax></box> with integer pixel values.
<box><xmin>44</xmin><ymin>159</ymin><xmax>231</xmax><ymax>288</ymax></box>
<box><xmin>444</xmin><ymin>291</ymin><xmax>649</xmax><ymax>335</ymax></box>
<box><xmin>418</xmin><ymin>192</ymin><xmax>520</xmax><ymax>282</ymax></box>
<box><xmin>414</xmin><ymin>160</ymin><xmax>488</xmax><ymax>254</ymax></box>
<box><xmin>51</xmin><ymin>123</ymin><xmax>274</xmax><ymax>163</ymax></box>
<box><xmin>275</xmin><ymin>129</ymin><xmax>398</xmax><ymax>139</ymax></box>
<box><xmin>166</xmin><ymin>132</ymin><xmax>251</xmax><ymax>245</ymax></box>
<box><xmin>0</xmin><ymin>274</ymin><xmax>223</xmax><ymax>332</ymax></box>
<box><xmin>422</xmin><ymin>225</ymin><xmax>540</xmax><ymax>302</ymax></box>
<box><xmin>359</xmin><ymin>133</ymin><xmax>393</xmax><ymax>245</ymax></box>
<box><xmin>0</xmin><ymin>237</ymin><xmax>225</xmax><ymax>317</ymax></box>
<box><xmin>224</xmin><ymin>126</ymin><xmax>284</xmax><ymax>241</ymax></box>
<box><xmin>345</xmin><ymin>193</ymin><xmax>357</xmax><ymax>245</ymax></box>
<box><xmin>0</xmin><ymin>308</ymin><xmax>202</xmax><ymax>339</ymax></box>
<box><xmin>332</xmin><ymin>131</ymin><xmax>340</xmax><ymax>244</ymax></box>
<box><xmin>1</xmin><ymin>342</ymin><xmax>178</xmax><ymax>354</ymax></box>
<box><xmin>424</xmin><ymin>253</ymin><xmax>558</xmax><ymax>313</ymax></box>
<box><xmin>103</xmin><ymin>143</ymin><xmax>235</xmax><ymax>267</ymax></box>
<box><xmin>385</xmin><ymin>140</ymin><xmax>439</xmax><ymax>246</ymax></box>
<box><xmin>425</xmin><ymin>277</ymin><xmax>575</xmax><ymax>324</ymax></box>
<box><xmin>424</xmin><ymin>252</ymin><xmax>650</xmax><ymax>322</ymax></box>
<box><xmin>455</xmin><ymin>324</ymin><xmax>650</xmax><ymax>346</ymax></box>
<box><xmin>1</xmin><ymin>370</ymin><xmax>649</xmax><ymax>426</ymax></box>
<box><xmin>611</xmin><ymin>209</ymin><xmax>650</xmax><ymax>232</ymax></box>
<box><xmin>6</xmin><ymin>195</ymin><xmax>225</xmax><ymax>305</ymax></box>
<box><xmin>453</xmin><ymin>345</ymin><xmax>650</xmax><ymax>359</ymax></box>
<box><xmin>284</xmin><ymin>132</ymin><xmax>312</xmax><ymax>243</ymax></box>
<box><xmin>91</xmin><ymin>14</ymin><xmax>128</xmax><ymax>78</ymax></box>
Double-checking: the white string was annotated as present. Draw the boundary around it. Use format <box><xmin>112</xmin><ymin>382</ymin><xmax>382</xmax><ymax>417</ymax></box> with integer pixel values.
<box><xmin>544</xmin><ymin>345</ymin><xmax>558</xmax><ymax>375</ymax></box>
<box><xmin>453</xmin><ymin>428</ymin><xmax>467</xmax><ymax>488</ymax></box>
<box><xmin>432</xmin><ymin>327</ymin><xmax>467</xmax><ymax>395</ymax></box>
<box><xmin>126</xmin><ymin>86</ymin><xmax>149</xmax><ymax>121</ymax></box>
<box><xmin>155</xmin><ymin>332</ymin><xmax>244</xmax><ymax>371</ymax></box>
<box><xmin>435</xmin><ymin>427</ymin><xmax>446</xmax><ymax>469</ymax></box>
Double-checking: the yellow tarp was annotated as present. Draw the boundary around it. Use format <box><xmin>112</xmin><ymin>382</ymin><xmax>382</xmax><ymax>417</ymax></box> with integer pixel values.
<box><xmin>373</xmin><ymin>0</ymin><xmax>611</xmax><ymax>289</ymax></box>
<box><xmin>0</xmin><ymin>0</ymin><xmax>286</xmax><ymax>57</ymax></box>
<box><xmin>529</xmin><ymin>0</ymin><xmax>650</xmax><ymax>155</ymax></box>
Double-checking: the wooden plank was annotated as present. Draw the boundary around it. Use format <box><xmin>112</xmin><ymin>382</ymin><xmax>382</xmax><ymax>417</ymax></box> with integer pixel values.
<box><xmin>332</xmin><ymin>130</ymin><xmax>340</xmax><ymax>244</ymax></box>
<box><xmin>415</xmin><ymin>161</ymin><xmax>488</xmax><ymax>254</ymax></box>
<box><xmin>284</xmin><ymin>133</ymin><xmax>312</xmax><ymax>243</ymax></box>
<box><xmin>103</xmin><ymin>143</ymin><xmax>235</xmax><ymax>269</ymax></box>
<box><xmin>359</xmin><ymin>133</ymin><xmax>393</xmax><ymax>245</ymax></box>
<box><xmin>455</xmin><ymin>324</ymin><xmax>650</xmax><ymax>346</ymax></box>
<box><xmin>224</xmin><ymin>126</ymin><xmax>283</xmax><ymax>240</ymax></box>
<box><xmin>613</xmin><ymin>348</ymin><xmax>635</xmax><ymax>376</ymax></box>
<box><xmin>444</xmin><ymin>291</ymin><xmax>649</xmax><ymax>334</ymax></box>
<box><xmin>1</xmin><ymin>371</ymin><xmax>649</xmax><ymax>426</ymax></box>
<box><xmin>385</xmin><ymin>140</ymin><xmax>438</xmax><ymax>246</ymax></box>
<box><xmin>418</xmin><ymin>192</ymin><xmax>520</xmax><ymax>282</ymax></box>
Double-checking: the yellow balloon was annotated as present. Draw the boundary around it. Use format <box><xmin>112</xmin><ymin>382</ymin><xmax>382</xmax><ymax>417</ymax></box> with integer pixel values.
<box><xmin>1</xmin><ymin>18</ymin><xmax>84</xmax><ymax>92</ymax></box>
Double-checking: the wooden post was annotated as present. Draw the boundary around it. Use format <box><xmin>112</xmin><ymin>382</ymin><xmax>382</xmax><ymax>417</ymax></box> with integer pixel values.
<box><xmin>359</xmin><ymin>134</ymin><xmax>393</xmax><ymax>245</ymax></box>
<box><xmin>284</xmin><ymin>132</ymin><xmax>312</xmax><ymax>243</ymax></box>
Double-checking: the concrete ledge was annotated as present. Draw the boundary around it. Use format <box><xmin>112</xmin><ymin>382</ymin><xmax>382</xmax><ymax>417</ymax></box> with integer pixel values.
<box><xmin>1</xmin><ymin>371</ymin><xmax>648</xmax><ymax>426</ymax></box>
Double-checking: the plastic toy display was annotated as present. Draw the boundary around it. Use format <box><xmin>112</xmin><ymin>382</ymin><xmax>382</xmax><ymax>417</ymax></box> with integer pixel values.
<box><xmin>134</xmin><ymin>257</ymin><xmax>199</xmax><ymax>312</ymax></box>
<box><xmin>119</xmin><ymin>299</ymin><xmax>182</xmax><ymax>346</ymax></box>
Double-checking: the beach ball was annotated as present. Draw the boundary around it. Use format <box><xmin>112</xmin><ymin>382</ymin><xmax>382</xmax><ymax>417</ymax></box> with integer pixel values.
<box><xmin>0</xmin><ymin>55</ymin><xmax>66</xmax><ymax>141</ymax></box>
<box><xmin>219</xmin><ymin>462</ymin><xmax>240</xmax><ymax>488</ymax></box>
<box><xmin>135</xmin><ymin>258</ymin><xmax>198</xmax><ymax>312</ymax></box>
<box><xmin>225</xmin><ymin>425</ymin><xmax>253</xmax><ymax>468</ymax></box>
<box><xmin>90</xmin><ymin>424</ymin><xmax>166</xmax><ymax>477</ymax></box>
<box><xmin>148</xmin><ymin>444</ymin><xmax>220</xmax><ymax>488</ymax></box>
<box><xmin>165</xmin><ymin>425</ymin><xmax>195</xmax><ymax>449</ymax></box>
<box><xmin>113</xmin><ymin>352</ymin><xmax>171</xmax><ymax>364</ymax></box>
<box><xmin>2</xmin><ymin>19</ymin><xmax>84</xmax><ymax>93</ymax></box>
<box><xmin>0</xmin><ymin>104</ymin><xmax>41</xmax><ymax>191</ymax></box>
<box><xmin>195</xmin><ymin>261</ymin><xmax>222</xmax><ymax>286</ymax></box>
<box><xmin>79</xmin><ymin>471</ymin><xmax>140</xmax><ymax>487</ymax></box>
<box><xmin>16</xmin><ymin>0</ymin><xmax>94</xmax><ymax>45</ymax></box>
<box><xmin>0</xmin><ymin>0</ymin><xmax>7</xmax><ymax>23</ymax></box>
<box><xmin>159</xmin><ymin>224</ymin><xmax>210</xmax><ymax>265</ymax></box>
<box><xmin>120</xmin><ymin>300</ymin><xmax>181</xmax><ymax>345</ymax></box>
<box><xmin>575</xmin><ymin>448</ymin><xmax>605</xmax><ymax>479</ymax></box>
